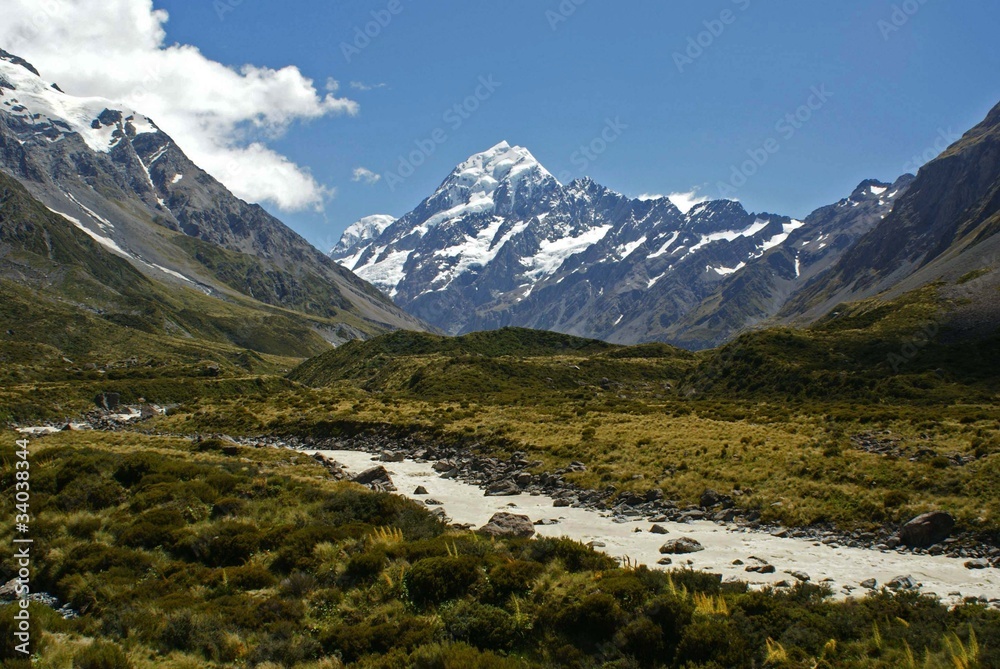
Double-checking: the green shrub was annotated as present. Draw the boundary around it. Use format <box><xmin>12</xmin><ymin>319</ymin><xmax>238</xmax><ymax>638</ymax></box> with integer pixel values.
<box><xmin>553</xmin><ymin>593</ymin><xmax>624</xmax><ymax>648</ymax></box>
<box><xmin>210</xmin><ymin>497</ymin><xmax>246</xmax><ymax>519</ymax></box>
<box><xmin>225</xmin><ymin>564</ymin><xmax>276</xmax><ymax>590</ymax></box>
<box><xmin>176</xmin><ymin>521</ymin><xmax>262</xmax><ymax>567</ymax></box>
<box><xmin>404</xmin><ymin>557</ymin><xmax>482</xmax><ymax>608</ymax></box>
<box><xmin>72</xmin><ymin>641</ymin><xmax>132</xmax><ymax>669</ymax></box>
<box><xmin>521</xmin><ymin>537</ymin><xmax>617</xmax><ymax>572</ymax></box>
<box><xmin>441</xmin><ymin>601</ymin><xmax>521</xmax><ymax>652</ymax></box>
<box><xmin>674</xmin><ymin>620</ymin><xmax>750</xmax><ymax>668</ymax></box>
<box><xmin>343</xmin><ymin>550</ymin><xmax>386</xmax><ymax>586</ymax></box>
<box><xmin>486</xmin><ymin>560</ymin><xmax>543</xmax><ymax>602</ymax></box>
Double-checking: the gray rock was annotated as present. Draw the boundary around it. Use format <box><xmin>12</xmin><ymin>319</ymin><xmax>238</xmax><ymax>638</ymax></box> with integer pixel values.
<box><xmin>424</xmin><ymin>499</ymin><xmax>443</xmax><ymax>506</ymax></box>
<box><xmin>649</xmin><ymin>524</ymin><xmax>670</xmax><ymax>535</ymax></box>
<box><xmin>786</xmin><ymin>570</ymin><xmax>811</xmax><ymax>582</ymax></box>
<box><xmin>413</xmin><ymin>486</ymin><xmax>429</xmax><ymax>495</ymax></box>
<box><xmin>485</xmin><ymin>480</ymin><xmax>521</xmax><ymax>497</ymax></box>
<box><xmin>553</xmin><ymin>498</ymin><xmax>572</xmax><ymax>508</ymax></box>
<box><xmin>657</xmin><ymin>557</ymin><xmax>673</xmax><ymax>565</ymax></box>
<box><xmin>746</xmin><ymin>564</ymin><xmax>776</xmax><ymax>574</ymax></box>
<box><xmin>658</xmin><ymin>537</ymin><xmax>705</xmax><ymax>555</ymax></box>
<box><xmin>94</xmin><ymin>392</ymin><xmax>120</xmax><ymax>410</ymax></box>
<box><xmin>351</xmin><ymin>466</ymin><xmax>396</xmax><ymax>491</ymax></box>
<box><xmin>887</xmin><ymin>575</ymin><xmax>918</xmax><ymax>591</ymax></box>
<box><xmin>379</xmin><ymin>450</ymin><xmax>405</xmax><ymax>463</ymax></box>
<box><xmin>479</xmin><ymin>512</ymin><xmax>535</xmax><ymax>539</ymax></box>
<box><xmin>965</xmin><ymin>559</ymin><xmax>990</xmax><ymax>570</ymax></box>
<box><xmin>860</xmin><ymin>578</ymin><xmax>878</xmax><ymax>590</ymax></box>
<box><xmin>900</xmin><ymin>512</ymin><xmax>955</xmax><ymax>548</ymax></box>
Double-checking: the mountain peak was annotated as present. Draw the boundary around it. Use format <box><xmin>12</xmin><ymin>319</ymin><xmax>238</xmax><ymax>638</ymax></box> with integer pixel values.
<box><xmin>448</xmin><ymin>141</ymin><xmax>551</xmax><ymax>185</ymax></box>
<box><xmin>331</xmin><ymin>214</ymin><xmax>395</xmax><ymax>258</ymax></box>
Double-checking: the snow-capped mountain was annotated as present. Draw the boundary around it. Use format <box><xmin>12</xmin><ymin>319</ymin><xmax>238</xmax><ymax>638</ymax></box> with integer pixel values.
<box><xmin>330</xmin><ymin>214</ymin><xmax>395</xmax><ymax>259</ymax></box>
<box><xmin>0</xmin><ymin>48</ymin><xmax>423</xmax><ymax>341</ymax></box>
<box><xmin>333</xmin><ymin>142</ymin><xmax>910</xmax><ymax>345</ymax></box>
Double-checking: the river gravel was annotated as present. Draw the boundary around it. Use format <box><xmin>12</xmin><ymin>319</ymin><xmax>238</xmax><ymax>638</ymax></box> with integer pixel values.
<box><xmin>315</xmin><ymin>449</ymin><xmax>1000</xmax><ymax>607</ymax></box>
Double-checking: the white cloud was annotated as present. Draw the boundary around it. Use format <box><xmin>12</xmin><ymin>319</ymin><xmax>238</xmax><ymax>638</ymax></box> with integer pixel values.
<box><xmin>352</xmin><ymin>167</ymin><xmax>382</xmax><ymax>185</ymax></box>
<box><xmin>0</xmin><ymin>0</ymin><xmax>358</xmax><ymax>212</ymax></box>
<box><xmin>667</xmin><ymin>189</ymin><xmax>710</xmax><ymax>214</ymax></box>
<box><xmin>350</xmin><ymin>81</ymin><xmax>387</xmax><ymax>91</ymax></box>
<box><xmin>637</xmin><ymin>193</ymin><xmax>665</xmax><ymax>201</ymax></box>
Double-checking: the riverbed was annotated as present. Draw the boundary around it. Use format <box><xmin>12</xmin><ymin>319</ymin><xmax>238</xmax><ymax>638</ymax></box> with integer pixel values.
<box><xmin>314</xmin><ymin>449</ymin><xmax>1000</xmax><ymax>607</ymax></box>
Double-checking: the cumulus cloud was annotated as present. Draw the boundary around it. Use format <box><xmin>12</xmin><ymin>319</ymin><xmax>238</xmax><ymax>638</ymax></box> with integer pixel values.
<box><xmin>0</xmin><ymin>0</ymin><xmax>358</xmax><ymax>212</ymax></box>
<box><xmin>667</xmin><ymin>190</ymin><xmax>710</xmax><ymax>214</ymax></box>
<box><xmin>352</xmin><ymin>167</ymin><xmax>382</xmax><ymax>185</ymax></box>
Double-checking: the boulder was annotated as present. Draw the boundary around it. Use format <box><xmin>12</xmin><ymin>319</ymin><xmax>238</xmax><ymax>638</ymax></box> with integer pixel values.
<box><xmin>965</xmin><ymin>559</ymin><xmax>989</xmax><ymax>570</ymax></box>
<box><xmin>94</xmin><ymin>392</ymin><xmax>120</xmax><ymax>411</ymax></box>
<box><xmin>658</xmin><ymin>537</ymin><xmax>705</xmax><ymax>555</ymax></box>
<box><xmin>786</xmin><ymin>570</ymin><xmax>811</xmax><ymax>582</ymax></box>
<box><xmin>900</xmin><ymin>512</ymin><xmax>955</xmax><ymax>548</ymax></box>
<box><xmin>649</xmin><ymin>524</ymin><xmax>670</xmax><ymax>535</ymax></box>
<box><xmin>413</xmin><ymin>486</ymin><xmax>429</xmax><ymax>495</ymax></box>
<box><xmin>379</xmin><ymin>450</ymin><xmax>405</xmax><ymax>463</ymax></box>
<box><xmin>700</xmin><ymin>489</ymin><xmax>721</xmax><ymax>508</ymax></box>
<box><xmin>860</xmin><ymin>578</ymin><xmax>878</xmax><ymax>590</ymax></box>
<box><xmin>887</xmin><ymin>575</ymin><xmax>918</xmax><ymax>591</ymax></box>
<box><xmin>351</xmin><ymin>466</ymin><xmax>396</xmax><ymax>491</ymax></box>
<box><xmin>479</xmin><ymin>512</ymin><xmax>535</xmax><ymax>539</ymax></box>
<box><xmin>553</xmin><ymin>498</ymin><xmax>572</xmax><ymax>508</ymax></box>
<box><xmin>485</xmin><ymin>481</ymin><xmax>521</xmax><ymax>497</ymax></box>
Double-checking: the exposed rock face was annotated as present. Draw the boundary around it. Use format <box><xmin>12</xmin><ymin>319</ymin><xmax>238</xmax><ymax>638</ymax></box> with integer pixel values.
<box><xmin>479</xmin><ymin>512</ymin><xmax>535</xmax><ymax>539</ymax></box>
<box><xmin>900</xmin><ymin>512</ymin><xmax>955</xmax><ymax>548</ymax></box>
<box><xmin>659</xmin><ymin>537</ymin><xmax>705</xmax><ymax>554</ymax></box>
<box><xmin>0</xmin><ymin>49</ymin><xmax>424</xmax><ymax>345</ymax></box>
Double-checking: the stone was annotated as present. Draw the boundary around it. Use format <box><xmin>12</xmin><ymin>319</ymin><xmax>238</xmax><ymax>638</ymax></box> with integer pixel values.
<box><xmin>900</xmin><ymin>512</ymin><xmax>955</xmax><ymax>548</ymax></box>
<box><xmin>658</xmin><ymin>537</ymin><xmax>705</xmax><ymax>555</ymax></box>
<box><xmin>516</xmin><ymin>472</ymin><xmax>533</xmax><ymax>487</ymax></box>
<box><xmin>485</xmin><ymin>480</ymin><xmax>521</xmax><ymax>497</ymax></box>
<box><xmin>587</xmin><ymin>541</ymin><xmax>606</xmax><ymax>548</ymax></box>
<box><xmin>94</xmin><ymin>392</ymin><xmax>120</xmax><ymax>411</ymax></box>
<box><xmin>432</xmin><ymin>460</ymin><xmax>455</xmax><ymax>472</ymax></box>
<box><xmin>379</xmin><ymin>450</ymin><xmax>405</xmax><ymax>463</ymax></box>
<box><xmin>425</xmin><ymin>499</ymin><xmax>443</xmax><ymax>506</ymax></box>
<box><xmin>786</xmin><ymin>570</ymin><xmax>811</xmax><ymax>582</ymax></box>
<box><xmin>700</xmin><ymin>489</ymin><xmax>721</xmax><ymax>508</ymax></box>
<box><xmin>887</xmin><ymin>575</ymin><xmax>918</xmax><ymax>591</ymax></box>
<box><xmin>965</xmin><ymin>559</ymin><xmax>990</xmax><ymax>570</ymax></box>
<box><xmin>413</xmin><ymin>486</ymin><xmax>429</xmax><ymax>495</ymax></box>
<box><xmin>860</xmin><ymin>578</ymin><xmax>878</xmax><ymax>590</ymax></box>
<box><xmin>553</xmin><ymin>498</ymin><xmax>572</xmax><ymax>508</ymax></box>
<box><xmin>479</xmin><ymin>512</ymin><xmax>535</xmax><ymax>539</ymax></box>
<box><xmin>534</xmin><ymin>519</ymin><xmax>559</xmax><ymax>526</ymax></box>
<box><xmin>351</xmin><ymin>466</ymin><xmax>395</xmax><ymax>491</ymax></box>
<box><xmin>746</xmin><ymin>564</ymin><xmax>776</xmax><ymax>574</ymax></box>
<box><xmin>649</xmin><ymin>524</ymin><xmax>670</xmax><ymax>535</ymax></box>
<box><xmin>657</xmin><ymin>557</ymin><xmax>673</xmax><ymax>566</ymax></box>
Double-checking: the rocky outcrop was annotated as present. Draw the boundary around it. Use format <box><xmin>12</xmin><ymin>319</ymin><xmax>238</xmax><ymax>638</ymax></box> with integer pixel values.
<box><xmin>659</xmin><ymin>538</ymin><xmax>705</xmax><ymax>555</ymax></box>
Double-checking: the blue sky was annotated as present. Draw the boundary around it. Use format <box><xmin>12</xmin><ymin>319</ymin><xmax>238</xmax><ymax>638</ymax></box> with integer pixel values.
<box><xmin>153</xmin><ymin>0</ymin><xmax>999</xmax><ymax>251</ymax></box>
